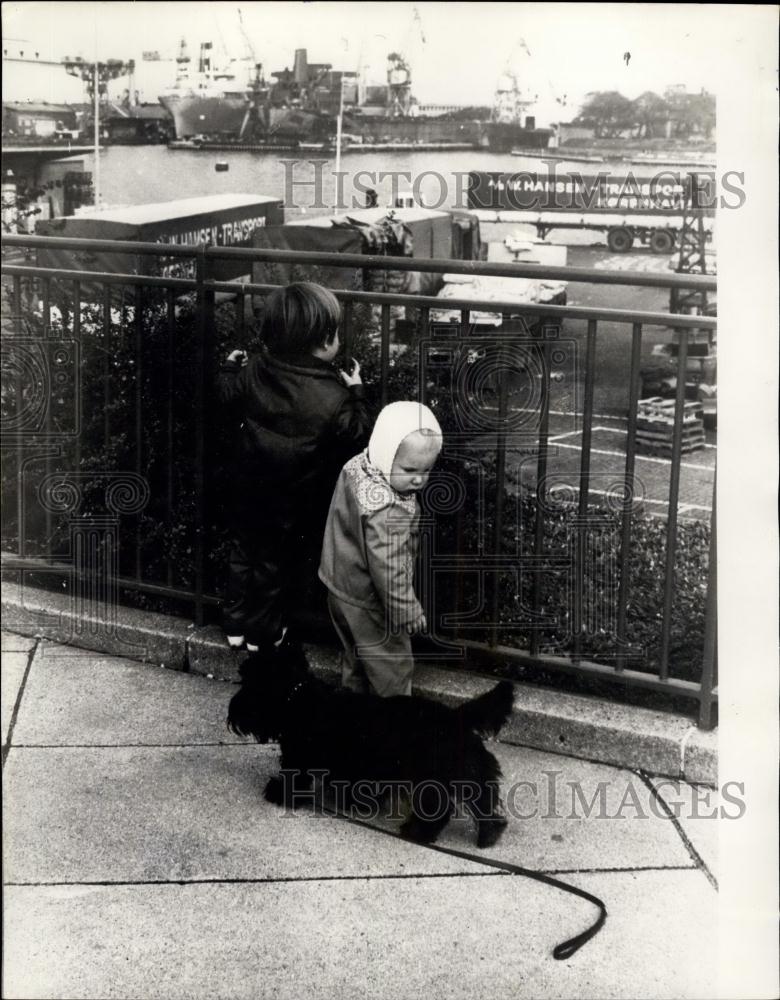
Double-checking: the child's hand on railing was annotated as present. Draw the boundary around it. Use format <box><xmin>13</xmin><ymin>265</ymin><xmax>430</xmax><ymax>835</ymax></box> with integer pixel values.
<box><xmin>227</xmin><ymin>349</ymin><xmax>248</xmax><ymax>366</ymax></box>
<box><xmin>339</xmin><ymin>357</ymin><xmax>362</xmax><ymax>387</ymax></box>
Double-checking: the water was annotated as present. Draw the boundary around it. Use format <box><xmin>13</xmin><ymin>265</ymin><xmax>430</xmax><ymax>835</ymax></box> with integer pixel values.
<box><xmin>83</xmin><ymin>145</ymin><xmax>610</xmax><ymax>222</ymax></box>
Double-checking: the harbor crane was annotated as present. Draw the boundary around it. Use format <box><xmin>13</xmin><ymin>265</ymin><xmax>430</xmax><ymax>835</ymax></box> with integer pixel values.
<box><xmin>62</xmin><ymin>56</ymin><xmax>134</xmax><ymax>103</ymax></box>
<box><xmin>235</xmin><ymin>8</ymin><xmax>269</xmax><ymax>139</ymax></box>
<box><xmin>386</xmin><ymin>5</ymin><xmax>425</xmax><ymax>117</ymax></box>
<box><xmin>62</xmin><ymin>55</ymin><xmax>134</xmax><ymax>204</ymax></box>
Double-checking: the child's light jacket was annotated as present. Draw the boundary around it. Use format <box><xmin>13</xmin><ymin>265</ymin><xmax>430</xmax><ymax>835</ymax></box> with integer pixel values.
<box><xmin>319</xmin><ymin>450</ymin><xmax>422</xmax><ymax>629</ymax></box>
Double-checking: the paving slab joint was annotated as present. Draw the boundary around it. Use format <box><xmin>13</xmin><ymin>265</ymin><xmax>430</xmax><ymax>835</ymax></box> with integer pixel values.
<box><xmin>1</xmin><ymin>636</ymin><xmax>39</xmax><ymax>766</ymax></box>
<box><xmin>637</xmin><ymin>771</ymin><xmax>719</xmax><ymax>890</ymax></box>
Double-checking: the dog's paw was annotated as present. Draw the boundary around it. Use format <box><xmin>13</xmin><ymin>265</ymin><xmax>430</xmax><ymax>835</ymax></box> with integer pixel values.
<box><xmin>476</xmin><ymin>815</ymin><xmax>508</xmax><ymax>849</ymax></box>
<box><xmin>263</xmin><ymin>776</ymin><xmax>285</xmax><ymax>806</ymax></box>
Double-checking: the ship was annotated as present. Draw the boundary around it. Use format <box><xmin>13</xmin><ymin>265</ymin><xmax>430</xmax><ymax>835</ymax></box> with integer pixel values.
<box><xmin>160</xmin><ymin>42</ymin><xmax>344</xmax><ymax>142</ymax></box>
<box><xmin>161</xmin><ymin>43</ymin><xmax>552</xmax><ymax>151</ymax></box>
<box><xmin>158</xmin><ymin>39</ymin><xmax>253</xmax><ymax>138</ymax></box>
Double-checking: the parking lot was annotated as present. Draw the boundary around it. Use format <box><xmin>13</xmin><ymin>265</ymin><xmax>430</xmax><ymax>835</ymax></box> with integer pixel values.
<box><xmin>463</xmin><ymin>238</ymin><xmax>716</xmax><ymax>520</ymax></box>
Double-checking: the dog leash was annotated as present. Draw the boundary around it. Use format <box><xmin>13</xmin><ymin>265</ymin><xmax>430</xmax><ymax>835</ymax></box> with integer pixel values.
<box><xmin>320</xmin><ymin>803</ymin><xmax>607</xmax><ymax>961</ymax></box>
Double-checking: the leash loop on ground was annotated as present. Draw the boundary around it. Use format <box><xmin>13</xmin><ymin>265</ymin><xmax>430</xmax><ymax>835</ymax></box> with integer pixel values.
<box><xmin>321</xmin><ymin>803</ymin><xmax>607</xmax><ymax>961</ymax></box>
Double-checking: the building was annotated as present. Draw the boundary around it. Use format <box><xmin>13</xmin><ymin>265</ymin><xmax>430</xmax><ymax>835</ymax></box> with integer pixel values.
<box><xmin>102</xmin><ymin>103</ymin><xmax>173</xmax><ymax>144</ymax></box>
<box><xmin>2</xmin><ymin>102</ymin><xmax>78</xmax><ymax>138</ymax></box>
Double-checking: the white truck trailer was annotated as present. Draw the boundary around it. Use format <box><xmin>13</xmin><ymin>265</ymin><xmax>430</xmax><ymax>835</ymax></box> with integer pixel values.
<box><xmin>467</xmin><ymin>170</ymin><xmax>715</xmax><ymax>253</ymax></box>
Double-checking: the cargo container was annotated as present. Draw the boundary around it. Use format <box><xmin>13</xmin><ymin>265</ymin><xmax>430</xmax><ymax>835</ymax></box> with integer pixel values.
<box><xmin>36</xmin><ymin>193</ymin><xmax>284</xmax><ymax>282</ymax></box>
<box><xmin>251</xmin><ymin>205</ymin><xmax>478</xmax><ymax>294</ymax></box>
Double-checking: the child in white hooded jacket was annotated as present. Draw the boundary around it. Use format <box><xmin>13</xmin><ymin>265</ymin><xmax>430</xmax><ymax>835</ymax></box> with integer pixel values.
<box><xmin>319</xmin><ymin>401</ymin><xmax>443</xmax><ymax>696</ymax></box>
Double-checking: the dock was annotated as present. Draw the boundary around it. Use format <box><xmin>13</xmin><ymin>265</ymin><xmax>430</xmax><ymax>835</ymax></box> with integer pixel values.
<box><xmin>167</xmin><ymin>140</ymin><xmax>477</xmax><ymax>154</ymax></box>
<box><xmin>3</xmin><ymin>143</ymin><xmax>95</xmax><ymax>163</ymax></box>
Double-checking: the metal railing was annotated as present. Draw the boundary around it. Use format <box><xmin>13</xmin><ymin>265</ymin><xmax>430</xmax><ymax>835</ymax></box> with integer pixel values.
<box><xmin>1</xmin><ymin>234</ymin><xmax>717</xmax><ymax>727</ymax></box>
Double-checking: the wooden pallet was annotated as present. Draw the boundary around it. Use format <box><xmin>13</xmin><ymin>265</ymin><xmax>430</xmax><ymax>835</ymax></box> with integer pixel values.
<box><xmin>636</xmin><ymin>397</ymin><xmax>705</xmax><ymax>455</ymax></box>
<box><xmin>636</xmin><ymin>440</ymin><xmax>706</xmax><ymax>458</ymax></box>
<box><xmin>638</xmin><ymin>396</ymin><xmax>704</xmax><ymax>421</ymax></box>
<box><xmin>637</xmin><ymin>418</ymin><xmax>702</xmax><ymax>433</ymax></box>
<box><xmin>636</xmin><ymin>425</ymin><xmax>705</xmax><ymax>439</ymax></box>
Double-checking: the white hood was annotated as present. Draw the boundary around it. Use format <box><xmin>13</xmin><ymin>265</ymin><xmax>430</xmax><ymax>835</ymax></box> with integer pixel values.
<box><xmin>368</xmin><ymin>401</ymin><xmax>443</xmax><ymax>479</ymax></box>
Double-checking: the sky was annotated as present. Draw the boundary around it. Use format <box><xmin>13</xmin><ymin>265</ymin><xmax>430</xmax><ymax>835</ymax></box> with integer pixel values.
<box><xmin>2</xmin><ymin>1</ymin><xmax>747</xmax><ymax>117</ymax></box>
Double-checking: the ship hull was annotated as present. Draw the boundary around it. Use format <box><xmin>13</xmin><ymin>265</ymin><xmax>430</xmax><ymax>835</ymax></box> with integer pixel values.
<box><xmin>161</xmin><ymin>94</ymin><xmax>552</xmax><ymax>150</ymax></box>
<box><xmin>346</xmin><ymin>115</ymin><xmax>552</xmax><ymax>151</ymax></box>
<box><xmin>159</xmin><ymin>93</ymin><xmax>249</xmax><ymax>138</ymax></box>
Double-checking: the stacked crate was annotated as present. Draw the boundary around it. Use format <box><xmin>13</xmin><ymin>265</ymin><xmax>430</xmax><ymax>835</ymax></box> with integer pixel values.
<box><xmin>636</xmin><ymin>397</ymin><xmax>705</xmax><ymax>456</ymax></box>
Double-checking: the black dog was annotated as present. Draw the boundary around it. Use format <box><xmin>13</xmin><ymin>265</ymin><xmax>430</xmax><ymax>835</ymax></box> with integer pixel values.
<box><xmin>227</xmin><ymin>645</ymin><xmax>514</xmax><ymax>847</ymax></box>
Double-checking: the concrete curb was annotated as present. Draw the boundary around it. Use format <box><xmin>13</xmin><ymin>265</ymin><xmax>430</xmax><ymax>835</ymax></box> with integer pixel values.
<box><xmin>1</xmin><ymin>582</ymin><xmax>716</xmax><ymax>784</ymax></box>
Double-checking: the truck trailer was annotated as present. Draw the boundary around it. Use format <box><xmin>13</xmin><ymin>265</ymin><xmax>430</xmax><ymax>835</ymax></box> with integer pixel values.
<box><xmin>467</xmin><ymin>170</ymin><xmax>715</xmax><ymax>253</ymax></box>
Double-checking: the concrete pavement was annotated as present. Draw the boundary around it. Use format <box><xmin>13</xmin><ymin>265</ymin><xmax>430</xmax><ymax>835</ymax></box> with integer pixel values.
<box><xmin>3</xmin><ymin>632</ymin><xmax>719</xmax><ymax>1000</ymax></box>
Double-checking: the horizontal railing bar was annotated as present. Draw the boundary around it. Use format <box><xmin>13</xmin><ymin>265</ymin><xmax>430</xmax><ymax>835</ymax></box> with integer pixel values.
<box><xmin>2</xmin><ymin>234</ymin><xmax>199</xmax><ymax>258</ymax></box>
<box><xmin>2</xmin><ymin>264</ymin><xmax>195</xmax><ymax>290</ymax></box>
<box><xmin>454</xmin><ymin>638</ymin><xmax>713</xmax><ymax>701</ymax></box>
<box><xmin>210</xmin><ymin>280</ymin><xmax>717</xmax><ymax>329</ymax></box>
<box><xmin>1</xmin><ymin>264</ymin><xmax>717</xmax><ymax>328</ymax></box>
<box><xmin>2</xmin><ymin>234</ymin><xmax>717</xmax><ymax>290</ymax></box>
<box><xmin>204</xmin><ymin>247</ymin><xmax>718</xmax><ymax>290</ymax></box>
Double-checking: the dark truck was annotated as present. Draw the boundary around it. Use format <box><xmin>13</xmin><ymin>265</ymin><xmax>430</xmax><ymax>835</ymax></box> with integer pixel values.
<box><xmin>36</xmin><ymin>193</ymin><xmax>284</xmax><ymax>284</ymax></box>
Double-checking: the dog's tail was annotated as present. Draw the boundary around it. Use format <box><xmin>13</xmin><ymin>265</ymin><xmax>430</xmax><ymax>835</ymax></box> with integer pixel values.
<box><xmin>457</xmin><ymin>680</ymin><xmax>514</xmax><ymax>737</ymax></box>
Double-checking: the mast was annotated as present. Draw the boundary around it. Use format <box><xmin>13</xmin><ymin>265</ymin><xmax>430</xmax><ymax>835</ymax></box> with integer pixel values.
<box><xmin>175</xmin><ymin>37</ymin><xmax>190</xmax><ymax>86</ymax></box>
<box><xmin>93</xmin><ymin>61</ymin><xmax>100</xmax><ymax>206</ymax></box>
<box><xmin>334</xmin><ymin>74</ymin><xmax>344</xmax><ymax>216</ymax></box>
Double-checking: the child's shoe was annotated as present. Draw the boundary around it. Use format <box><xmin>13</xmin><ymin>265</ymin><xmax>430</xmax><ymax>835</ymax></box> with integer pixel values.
<box><xmin>226</xmin><ymin>635</ymin><xmax>245</xmax><ymax>649</ymax></box>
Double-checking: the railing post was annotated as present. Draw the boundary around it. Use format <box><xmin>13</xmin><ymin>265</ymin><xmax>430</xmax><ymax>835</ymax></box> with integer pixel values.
<box><xmin>194</xmin><ymin>245</ymin><xmax>215</xmax><ymax>627</ymax></box>
<box><xmin>380</xmin><ymin>304</ymin><xmax>390</xmax><ymax>408</ymax></box>
<box><xmin>134</xmin><ymin>282</ymin><xmax>144</xmax><ymax>583</ymax></box>
<box><xmin>573</xmin><ymin>319</ymin><xmax>598</xmax><ymax>663</ymax></box>
<box><xmin>417</xmin><ymin>307</ymin><xmax>430</xmax><ymax>405</ymax></box>
<box><xmin>698</xmin><ymin>473</ymin><xmax>717</xmax><ymax>729</ymax></box>
<box><xmin>166</xmin><ymin>288</ymin><xmax>176</xmax><ymax>590</ymax></box>
<box><xmin>530</xmin><ymin>316</ymin><xmax>553</xmax><ymax>659</ymax></box>
<box><xmin>42</xmin><ymin>275</ymin><xmax>54</xmax><ymax>562</ymax></box>
<box><xmin>615</xmin><ymin>323</ymin><xmax>643</xmax><ymax>671</ymax></box>
<box><xmin>490</xmin><ymin>354</ymin><xmax>509</xmax><ymax>647</ymax></box>
<box><xmin>659</xmin><ymin>328</ymin><xmax>689</xmax><ymax>679</ymax></box>
<box><xmin>341</xmin><ymin>300</ymin><xmax>353</xmax><ymax>361</ymax></box>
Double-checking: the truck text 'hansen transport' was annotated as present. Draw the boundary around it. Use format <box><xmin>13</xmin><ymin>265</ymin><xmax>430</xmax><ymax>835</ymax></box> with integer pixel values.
<box><xmin>467</xmin><ymin>170</ymin><xmax>715</xmax><ymax>253</ymax></box>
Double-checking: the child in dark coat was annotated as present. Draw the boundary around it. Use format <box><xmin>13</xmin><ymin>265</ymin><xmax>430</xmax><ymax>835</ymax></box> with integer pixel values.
<box><xmin>217</xmin><ymin>282</ymin><xmax>371</xmax><ymax>652</ymax></box>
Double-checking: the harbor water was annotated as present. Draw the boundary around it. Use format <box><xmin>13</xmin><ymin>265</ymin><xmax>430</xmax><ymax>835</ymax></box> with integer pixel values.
<box><xmin>76</xmin><ymin>145</ymin><xmax>624</xmax><ymax>237</ymax></box>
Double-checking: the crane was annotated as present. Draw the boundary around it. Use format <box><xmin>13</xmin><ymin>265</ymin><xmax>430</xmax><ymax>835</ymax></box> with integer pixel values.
<box><xmin>235</xmin><ymin>8</ymin><xmax>268</xmax><ymax>140</ymax></box>
<box><xmin>386</xmin><ymin>5</ymin><xmax>425</xmax><ymax>117</ymax></box>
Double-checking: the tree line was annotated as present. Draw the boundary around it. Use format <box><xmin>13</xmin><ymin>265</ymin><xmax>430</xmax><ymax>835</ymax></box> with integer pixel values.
<box><xmin>575</xmin><ymin>89</ymin><xmax>715</xmax><ymax>139</ymax></box>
